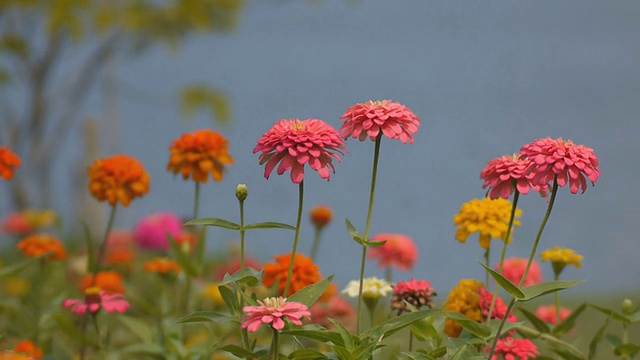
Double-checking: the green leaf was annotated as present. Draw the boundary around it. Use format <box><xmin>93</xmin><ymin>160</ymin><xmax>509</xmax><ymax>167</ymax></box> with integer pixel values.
<box><xmin>479</xmin><ymin>263</ymin><xmax>524</xmax><ymax>299</ymax></box>
<box><xmin>212</xmin><ymin>344</ymin><xmax>257</xmax><ymax>358</ymax></box>
<box><xmin>118</xmin><ymin>315</ymin><xmax>154</xmax><ymax>343</ymax></box>
<box><xmin>363</xmin><ymin>239</ymin><xmax>387</xmax><ymax>248</ymax></box>
<box><xmin>605</xmin><ymin>333</ymin><xmax>622</xmax><ymax>348</ymax></box>
<box><xmin>588</xmin><ymin>319</ymin><xmax>609</xmax><ymax>360</ymax></box>
<box><xmin>117</xmin><ymin>343</ymin><xmax>165</xmax><ymax>357</ymax></box>
<box><xmin>218</xmin><ymin>285</ymin><xmax>239</xmax><ymax>316</ymax></box>
<box><xmin>328</xmin><ymin>319</ymin><xmax>356</xmax><ymax>350</ymax></box>
<box><xmin>614</xmin><ymin>343</ymin><xmax>640</xmax><ymax>357</ymax></box>
<box><xmin>288</xmin><ymin>276</ymin><xmax>334</xmax><ymax>308</ymax></box>
<box><xmin>244</xmin><ymin>222</ymin><xmax>296</xmax><ymax>230</ymax></box>
<box><xmin>193</xmin><ymin>227</ymin><xmax>207</xmax><ymax>270</ymax></box>
<box><xmin>185</xmin><ymin>217</ymin><xmax>240</xmax><ymax>230</ymax></box>
<box><xmin>220</xmin><ymin>268</ymin><xmax>262</xmax><ymax>287</ymax></box>
<box><xmin>444</xmin><ymin>311</ymin><xmax>491</xmax><ymax>338</ymax></box>
<box><xmin>517</xmin><ymin>307</ymin><xmax>550</xmax><ymax>334</ymax></box>
<box><xmin>519</xmin><ymin>280</ymin><xmax>584</xmax><ymax>302</ymax></box>
<box><xmin>430</xmin><ymin>347</ymin><xmax>447</xmax><ymax>358</ymax></box>
<box><xmin>168</xmin><ymin>234</ymin><xmax>198</xmax><ymax>276</ymax></box>
<box><xmin>177</xmin><ymin>311</ymin><xmax>236</xmax><ymax>324</ymax></box>
<box><xmin>410</xmin><ymin>316</ymin><xmax>440</xmax><ymax>342</ymax></box>
<box><xmin>81</xmin><ymin>222</ymin><xmax>96</xmax><ymax>273</ymax></box>
<box><xmin>0</xmin><ymin>258</ymin><xmax>37</xmax><ymax>279</ymax></box>
<box><xmin>550</xmin><ymin>348</ymin><xmax>585</xmax><ymax>360</ymax></box>
<box><xmin>288</xmin><ymin>349</ymin><xmax>330</xmax><ymax>360</ymax></box>
<box><xmin>589</xmin><ymin>303</ymin><xmax>630</xmax><ymax>325</ymax></box>
<box><xmin>552</xmin><ymin>303</ymin><xmax>586</xmax><ymax>336</ymax></box>
<box><xmin>363</xmin><ymin>309</ymin><xmax>441</xmax><ymax>341</ymax></box>
<box><xmin>281</xmin><ymin>328</ymin><xmax>344</xmax><ymax>346</ymax></box>
<box><xmin>401</xmin><ymin>351</ymin><xmax>438</xmax><ymax>360</ymax></box>
<box><xmin>345</xmin><ymin>218</ymin><xmax>365</xmax><ymax>245</ymax></box>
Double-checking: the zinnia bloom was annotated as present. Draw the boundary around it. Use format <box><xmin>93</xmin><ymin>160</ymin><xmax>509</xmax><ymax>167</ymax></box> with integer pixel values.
<box><xmin>519</xmin><ymin>137</ymin><xmax>600</xmax><ymax>194</ymax></box>
<box><xmin>496</xmin><ymin>258</ymin><xmax>543</xmax><ymax>287</ymax></box>
<box><xmin>481</xmin><ymin>154</ymin><xmax>543</xmax><ymax>199</ymax></box>
<box><xmin>167</xmin><ymin>129</ymin><xmax>234</xmax><ymax>183</ymax></box>
<box><xmin>262</xmin><ymin>253</ymin><xmax>322</xmax><ymax>297</ymax></box>
<box><xmin>535</xmin><ymin>305</ymin><xmax>572</xmax><ymax>326</ymax></box>
<box><xmin>17</xmin><ymin>234</ymin><xmax>66</xmax><ymax>260</ymax></box>
<box><xmin>485</xmin><ymin>337</ymin><xmax>539</xmax><ymax>360</ymax></box>
<box><xmin>443</xmin><ymin>279</ymin><xmax>483</xmax><ymax>338</ymax></box>
<box><xmin>241</xmin><ymin>297</ymin><xmax>310</xmax><ymax>332</ymax></box>
<box><xmin>0</xmin><ymin>146</ymin><xmax>21</xmax><ymax>181</ymax></box>
<box><xmin>309</xmin><ymin>296</ymin><xmax>356</xmax><ymax>330</ymax></box>
<box><xmin>79</xmin><ymin>271</ymin><xmax>125</xmax><ymax>294</ymax></box>
<box><xmin>309</xmin><ymin>205</ymin><xmax>333</xmax><ymax>228</ymax></box>
<box><xmin>391</xmin><ymin>278</ymin><xmax>436</xmax><ymax>314</ymax></box>
<box><xmin>339</xmin><ymin>100</ymin><xmax>420</xmax><ymax>144</ymax></box>
<box><xmin>13</xmin><ymin>340</ymin><xmax>42</xmax><ymax>359</ymax></box>
<box><xmin>143</xmin><ymin>258</ymin><xmax>182</xmax><ymax>275</ymax></box>
<box><xmin>477</xmin><ymin>287</ymin><xmax>517</xmax><ymax>323</ymax></box>
<box><xmin>0</xmin><ymin>351</ymin><xmax>33</xmax><ymax>360</ymax></box>
<box><xmin>88</xmin><ymin>155</ymin><xmax>150</xmax><ymax>207</ymax></box>
<box><xmin>253</xmin><ymin>118</ymin><xmax>345</xmax><ymax>184</ymax></box>
<box><xmin>133</xmin><ymin>212</ymin><xmax>183</xmax><ymax>251</ymax></box>
<box><xmin>341</xmin><ymin>277</ymin><xmax>393</xmax><ymax>300</ymax></box>
<box><xmin>453</xmin><ymin>198</ymin><xmax>521</xmax><ymax>250</ymax></box>
<box><xmin>104</xmin><ymin>247</ymin><xmax>135</xmax><ymax>266</ymax></box>
<box><xmin>1</xmin><ymin>213</ymin><xmax>32</xmax><ymax>236</ymax></box>
<box><xmin>367</xmin><ymin>233</ymin><xmax>418</xmax><ymax>271</ymax></box>
<box><xmin>540</xmin><ymin>247</ymin><xmax>583</xmax><ymax>275</ymax></box>
<box><xmin>63</xmin><ymin>286</ymin><xmax>129</xmax><ymax>316</ymax></box>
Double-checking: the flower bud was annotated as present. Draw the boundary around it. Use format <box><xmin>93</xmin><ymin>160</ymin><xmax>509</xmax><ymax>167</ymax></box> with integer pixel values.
<box><xmin>309</xmin><ymin>205</ymin><xmax>332</xmax><ymax>228</ymax></box>
<box><xmin>235</xmin><ymin>184</ymin><xmax>248</xmax><ymax>202</ymax></box>
<box><xmin>622</xmin><ymin>299</ymin><xmax>634</xmax><ymax>315</ymax></box>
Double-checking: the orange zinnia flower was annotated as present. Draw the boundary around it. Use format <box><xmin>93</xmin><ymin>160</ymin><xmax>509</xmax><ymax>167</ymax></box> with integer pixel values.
<box><xmin>17</xmin><ymin>234</ymin><xmax>66</xmax><ymax>260</ymax></box>
<box><xmin>167</xmin><ymin>129</ymin><xmax>234</xmax><ymax>183</ymax></box>
<box><xmin>13</xmin><ymin>340</ymin><xmax>42</xmax><ymax>359</ymax></box>
<box><xmin>143</xmin><ymin>258</ymin><xmax>182</xmax><ymax>275</ymax></box>
<box><xmin>79</xmin><ymin>271</ymin><xmax>125</xmax><ymax>294</ymax></box>
<box><xmin>104</xmin><ymin>247</ymin><xmax>135</xmax><ymax>266</ymax></box>
<box><xmin>88</xmin><ymin>155</ymin><xmax>150</xmax><ymax>207</ymax></box>
<box><xmin>262</xmin><ymin>253</ymin><xmax>321</xmax><ymax>297</ymax></box>
<box><xmin>0</xmin><ymin>147</ymin><xmax>21</xmax><ymax>181</ymax></box>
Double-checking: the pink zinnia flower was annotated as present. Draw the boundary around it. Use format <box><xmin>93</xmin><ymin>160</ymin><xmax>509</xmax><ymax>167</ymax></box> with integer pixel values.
<box><xmin>253</xmin><ymin>119</ymin><xmax>345</xmax><ymax>184</ymax></box>
<box><xmin>339</xmin><ymin>100</ymin><xmax>420</xmax><ymax>144</ymax></box>
<box><xmin>478</xmin><ymin>287</ymin><xmax>517</xmax><ymax>323</ymax></box>
<box><xmin>309</xmin><ymin>296</ymin><xmax>355</xmax><ymax>330</ymax></box>
<box><xmin>480</xmin><ymin>154</ymin><xmax>544</xmax><ymax>199</ymax></box>
<box><xmin>241</xmin><ymin>297</ymin><xmax>311</xmax><ymax>332</ymax></box>
<box><xmin>391</xmin><ymin>278</ymin><xmax>437</xmax><ymax>313</ymax></box>
<box><xmin>1</xmin><ymin>212</ymin><xmax>32</xmax><ymax>236</ymax></box>
<box><xmin>535</xmin><ymin>305</ymin><xmax>572</xmax><ymax>326</ymax></box>
<box><xmin>519</xmin><ymin>137</ymin><xmax>600</xmax><ymax>194</ymax></box>
<box><xmin>496</xmin><ymin>258</ymin><xmax>543</xmax><ymax>287</ymax></box>
<box><xmin>486</xmin><ymin>337</ymin><xmax>539</xmax><ymax>360</ymax></box>
<box><xmin>133</xmin><ymin>212</ymin><xmax>183</xmax><ymax>251</ymax></box>
<box><xmin>367</xmin><ymin>233</ymin><xmax>418</xmax><ymax>271</ymax></box>
<box><xmin>63</xmin><ymin>287</ymin><xmax>130</xmax><ymax>316</ymax></box>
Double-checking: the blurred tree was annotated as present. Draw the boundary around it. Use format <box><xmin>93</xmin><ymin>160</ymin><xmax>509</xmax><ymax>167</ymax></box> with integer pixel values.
<box><xmin>0</xmin><ymin>0</ymin><xmax>242</xmax><ymax>211</ymax></box>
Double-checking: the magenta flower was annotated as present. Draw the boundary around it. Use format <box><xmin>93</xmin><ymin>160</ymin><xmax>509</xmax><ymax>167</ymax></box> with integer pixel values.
<box><xmin>63</xmin><ymin>287</ymin><xmax>130</xmax><ymax>316</ymax></box>
<box><xmin>486</xmin><ymin>337</ymin><xmax>539</xmax><ymax>360</ymax></box>
<box><xmin>520</xmin><ymin>137</ymin><xmax>600</xmax><ymax>194</ymax></box>
<box><xmin>391</xmin><ymin>278</ymin><xmax>437</xmax><ymax>313</ymax></box>
<box><xmin>241</xmin><ymin>297</ymin><xmax>311</xmax><ymax>332</ymax></box>
<box><xmin>339</xmin><ymin>100</ymin><xmax>420</xmax><ymax>144</ymax></box>
<box><xmin>133</xmin><ymin>212</ymin><xmax>183</xmax><ymax>251</ymax></box>
<box><xmin>480</xmin><ymin>154</ymin><xmax>544</xmax><ymax>199</ymax></box>
<box><xmin>367</xmin><ymin>233</ymin><xmax>418</xmax><ymax>271</ymax></box>
<box><xmin>496</xmin><ymin>257</ymin><xmax>543</xmax><ymax>288</ymax></box>
<box><xmin>253</xmin><ymin>119</ymin><xmax>345</xmax><ymax>184</ymax></box>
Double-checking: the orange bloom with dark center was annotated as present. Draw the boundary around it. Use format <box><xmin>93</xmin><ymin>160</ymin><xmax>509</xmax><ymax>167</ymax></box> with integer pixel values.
<box><xmin>0</xmin><ymin>147</ymin><xmax>21</xmax><ymax>181</ymax></box>
<box><xmin>143</xmin><ymin>258</ymin><xmax>182</xmax><ymax>275</ymax></box>
<box><xmin>309</xmin><ymin>205</ymin><xmax>333</xmax><ymax>228</ymax></box>
<box><xmin>17</xmin><ymin>234</ymin><xmax>66</xmax><ymax>260</ymax></box>
<box><xmin>13</xmin><ymin>340</ymin><xmax>42</xmax><ymax>359</ymax></box>
<box><xmin>79</xmin><ymin>271</ymin><xmax>125</xmax><ymax>294</ymax></box>
<box><xmin>262</xmin><ymin>253</ymin><xmax>321</xmax><ymax>297</ymax></box>
<box><xmin>88</xmin><ymin>155</ymin><xmax>150</xmax><ymax>207</ymax></box>
<box><xmin>167</xmin><ymin>129</ymin><xmax>234</xmax><ymax>183</ymax></box>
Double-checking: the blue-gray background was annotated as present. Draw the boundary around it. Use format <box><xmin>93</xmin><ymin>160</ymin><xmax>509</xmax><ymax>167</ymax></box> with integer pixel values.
<box><xmin>10</xmin><ymin>1</ymin><xmax>640</xmax><ymax>295</ymax></box>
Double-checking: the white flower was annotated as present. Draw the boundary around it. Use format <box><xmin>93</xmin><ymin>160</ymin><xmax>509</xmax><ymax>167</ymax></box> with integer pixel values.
<box><xmin>341</xmin><ymin>277</ymin><xmax>393</xmax><ymax>300</ymax></box>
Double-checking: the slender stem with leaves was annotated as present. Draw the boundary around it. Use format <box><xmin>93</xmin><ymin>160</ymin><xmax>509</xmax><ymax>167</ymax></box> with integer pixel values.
<box><xmin>283</xmin><ymin>181</ymin><xmax>304</xmax><ymax>297</ymax></box>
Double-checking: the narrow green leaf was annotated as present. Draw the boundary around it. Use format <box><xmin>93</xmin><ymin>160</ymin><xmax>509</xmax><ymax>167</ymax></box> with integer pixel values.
<box><xmin>445</xmin><ymin>311</ymin><xmax>492</xmax><ymax>338</ymax></box>
<box><xmin>519</xmin><ymin>280</ymin><xmax>584</xmax><ymax>302</ymax></box>
<box><xmin>218</xmin><ymin>285</ymin><xmax>239</xmax><ymax>316</ymax></box>
<box><xmin>177</xmin><ymin>311</ymin><xmax>235</xmax><ymax>324</ymax></box>
<box><xmin>517</xmin><ymin>307</ymin><xmax>550</xmax><ymax>334</ymax></box>
<box><xmin>81</xmin><ymin>222</ymin><xmax>96</xmax><ymax>273</ymax></box>
<box><xmin>345</xmin><ymin>218</ymin><xmax>365</xmax><ymax>245</ymax></box>
<box><xmin>185</xmin><ymin>217</ymin><xmax>240</xmax><ymax>230</ymax></box>
<box><xmin>552</xmin><ymin>303</ymin><xmax>586</xmax><ymax>336</ymax></box>
<box><xmin>363</xmin><ymin>309</ymin><xmax>441</xmax><ymax>340</ymax></box>
<box><xmin>401</xmin><ymin>351</ymin><xmax>437</xmax><ymax>360</ymax></box>
<box><xmin>479</xmin><ymin>263</ymin><xmax>524</xmax><ymax>299</ymax></box>
<box><xmin>212</xmin><ymin>344</ymin><xmax>257</xmax><ymax>358</ymax></box>
<box><xmin>220</xmin><ymin>268</ymin><xmax>262</xmax><ymax>287</ymax></box>
<box><xmin>193</xmin><ymin>227</ymin><xmax>207</xmax><ymax>270</ymax></box>
<box><xmin>363</xmin><ymin>239</ymin><xmax>387</xmax><ymax>248</ymax></box>
<box><xmin>0</xmin><ymin>259</ymin><xmax>36</xmax><ymax>279</ymax></box>
<box><xmin>605</xmin><ymin>333</ymin><xmax>622</xmax><ymax>348</ymax></box>
<box><xmin>410</xmin><ymin>316</ymin><xmax>440</xmax><ymax>342</ymax></box>
<box><xmin>614</xmin><ymin>343</ymin><xmax>640</xmax><ymax>357</ymax></box>
<box><xmin>244</xmin><ymin>222</ymin><xmax>296</xmax><ymax>230</ymax></box>
<box><xmin>588</xmin><ymin>319</ymin><xmax>609</xmax><ymax>360</ymax></box>
<box><xmin>168</xmin><ymin>234</ymin><xmax>198</xmax><ymax>276</ymax></box>
<box><xmin>118</xmin><ymin>315</ymin><xmax>154</xmax><ymax>343</ymax></box>
<box><xmin>430</xmin><ymin>346</ymin><xmax>447</xmax><ymax>358</ymax></box>
<box><xmin>288</xmin><ymin>276</ymin><xmax>334</xmax><ymax>308</ymax></box>
<box><xmin>288</xmin><ymin>349</ymin><xmax>330</xmax><ymax>359</ymax></box>
<box><xmin>281</xmin><ymin>328</ymin><xmax>344</xmax><ymax>346</ymax></box>
<box><xmin>329</xmin><ymin>319</ymin><xmax>356</xmax><ymax>350</ymax></box>
<box><xmin>589</xmin><ymin>303</ymin><xmax>630</xmax><ymax>324</ymax></box>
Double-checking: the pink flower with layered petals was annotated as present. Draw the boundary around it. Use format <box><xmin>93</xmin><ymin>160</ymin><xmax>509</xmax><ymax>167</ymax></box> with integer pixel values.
<box><xmin>367</xmin><ymin>233</ymin><xmax>418</xmax><ymax>271</ymax></box>
<box><xmin>485</xmin><ymin>337</ymin><xmax>539</xmax><ymax>360</ymax></box>
<box><xmin>133</xmin><ymin>212</ymin><xmax>183</xmax><ymax>251</ymax></box>
<box><xmin>391</xmin><ymin>278</ymin><xmax>437</xmax><ymax>313</ymax></box>
<box><xmin>339</xmin><ymin>100</ymin><xmax>420</xmax><ymax>144</ymax></box>
<box><xmin>478</xmin><ymin>287</ymin><xmax>517</xmax><ymax>323</ymax></box>
<box><xmin>63</xmin><ymin>287</ymin><xmax>130</xmax><ymax>316</ymax></box>
<box><xmin>481</xmin><ymin>154</ymin><xmax>544</xmax><ymax>199</ymax></box>
<box><xmin>535</xmin><ymin>305</ymin><xmax>572</xmax><ymax>326</ymax></box>
<box><xmin>241</xmin><ymin>297</ymin><xmax>310</xmax><ymax>332</ymax></box>
<box><xmin>519</xmin><ymin>137</ymin><xmax>600</xmax><ymax>194</ymax></box>
<box><xmin>253</xmin><ymin>119</ymin><xmax>345</xmax><ymax>184</ymax></box>
<box><xmin>496</xmin><ymin>258</ymin><xmax>543</xmax><ymax>287</ymax></box>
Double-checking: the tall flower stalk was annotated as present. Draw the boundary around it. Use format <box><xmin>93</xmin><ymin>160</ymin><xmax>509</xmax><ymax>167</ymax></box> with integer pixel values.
<box><xmin>283</xmin><ymin>181</ymin><xmax>304</xmax><ymax>296</ymax></box>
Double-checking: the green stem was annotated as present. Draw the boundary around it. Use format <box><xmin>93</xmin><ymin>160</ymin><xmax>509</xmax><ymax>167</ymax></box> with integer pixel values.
<box><xmin>310</xmin><ymin>227</ymin><xmax>322</xmax><ymax>263</ymax></box>
<box><xmin>409</xmin><ymin>332</ymin><xmax>414</xmax><ymax>352</ymax></box>
<box><xmin>92</xmin><ymin>313</ymin><xmax>103</xmax><ymax>351</ymax></box>
<box><xmin>356</xmin><ymin>134</ymin><xmax>382</xmax><ymax>334</ymax></box>
<box><xmin>554</xmin><ymin>272</ymin><xmax>561</xmax><ymax>326</ymax></box>
<box><xmin>283</xmin><ymin>181</ymin><xmax>304</xmax><ymax>297</ymax></box>
<box><xmin>268</xmin><ymin>328</ymin><xmax>279</xmax><ymax>360</ymax></box>
<box><xmin>487</xmin><ymin>298</ymin><xmax>516</xmax><ymax>359</ymax></box>
<box><xmin>193</xmin><ymin>182</ymin><xmax>200</xmax><ymax>219</ymax></box>
<box><xmin>486</xmin><ymin>190</ymin><xmax>520</xmax><ymax>323</ymax></box>
<box><xmin>238</xmin><ymin>194</ymin><xmax>251</xmax><ymax>353</ymax></box>
<box><xmin>484</xmin><ymin>247</ymin><xmax>490</xmax><ymax>287</ymax></box>
<box><xmin>32</xmin><ymin>258</ymin><xmax>45</xmax><ymax>343</ymax></box>
<box><xmin>518</xmin><ymin>326</ymin><xmax>585</xmax><ymax>358</ymax></box>
<box><xmin>93</xmin><ymin>204</ymin><xmax>118</xmax><ymax>278</ymax></box>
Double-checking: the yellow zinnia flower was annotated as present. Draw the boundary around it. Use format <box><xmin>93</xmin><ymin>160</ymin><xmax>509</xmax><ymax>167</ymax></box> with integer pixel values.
<box><xmin>540</xmin><ymin>247</ymin><xmax>583</xmax><ymax>275</ymax></box>
<box><xmin>453</xmin><ymin>198</ymin><xmax>521</xmax><ymax>250</ymax></box>
<box><xmin>443</xmin><ymin>279</ymin><xmax>483</xmax><ymax>338</ymax></box>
